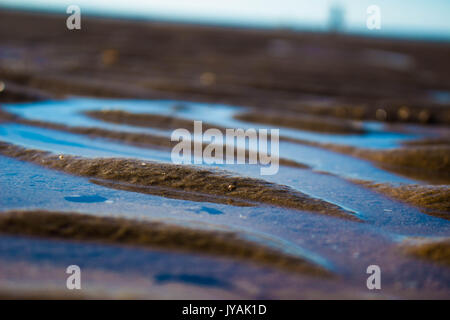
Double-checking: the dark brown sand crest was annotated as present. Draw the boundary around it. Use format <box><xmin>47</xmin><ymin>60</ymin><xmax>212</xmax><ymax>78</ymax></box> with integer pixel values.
<box><xmin>360</xmin><ymin>146</ymin><xmax>450</xmax><ymax>173</ymax></box>
<box><xmin>0</xmin><ymin>80</ymin><xmax>52</xmax><ymax>103</ymax></box>
<box><xmin>284</xmin><ymin>137</ymin><xmax>450</xmax><ymax>176</ymax></box>
<box><xmin>353</xmin><ymin>180</ymin><xmax>450</xmax><ymax>220</ymax></box>
<box><xmin>0</xmin><ymin>108</ymin><xmax>18</xmax><ymax>123</ymax></box>
<box><xmin>281</xmin><ymin>136</ymin><xmax>450</xmax><ymax>184</ymax></box>
<box><xmin>0</xmin><ymin>142</ymin><xmax>359</xmax><ymax>220</ymax></box>
<box><xmin>403</xmin><ymin>239</ymin><xmax>450</xmax><ymax>267</ymax></box>
<box><xmin>402</xmin><ymin>137</ymin><xmax>450</xmax><ymax>147</ymax></box>
<box><xmin>234</xmin><ymin>111</ymin><xmax>365</xmax><ymax>134</ymax></box>
<box><xmin>359</xmin><ymin>146</ymin><xmax>450</xmax><ymax>184</ymax></box>
<box><xmin>86</xmin><ymin>110</ymin><xmax>225</xmax><ymax>132</ymax></box>
<box><xmin>0</xmin><ymin>210</ymin><xmax>332</xmax><ymax>276</ymax></box>
<box><xmin>293</xmin><ymin>103</ymin><xmax>450</xmax><ymax>126</ymax></box>
<box><xmin>90</xmin><ymin>178</ymin><xmax>254</xmax><ymax>207</ymax></box>
<box><xmin>309</xmin><ymin>143</ymin><xmax>450</xmax><ymax>184</ymax></box>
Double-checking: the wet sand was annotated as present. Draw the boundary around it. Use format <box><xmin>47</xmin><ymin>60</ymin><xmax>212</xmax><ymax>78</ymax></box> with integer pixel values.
<box><xmin>0</xmin><ymin>108</ymin><xmax>310</xmax><ymax>170</ymax></box>
<box><xmin>279</xmin><ymin>138</ymin><xmax>450</xmax><ymax>184</ymax></box>
<box><xmin>353</xmin><ymin>180</ymin><xmax>450</xmax><ymax>220</ymax></box>
<box><xmin>234</xmin><ymin>111</ymin><xmax>365</xmax><ymax>134</ymax></box>
<box><xmin>0</xmin><ymin>9</ymin><xmax>449</xmax><ymax>299</ymax></box>
<box><xmin>403</xmin><ymin>239</ymin><xmax>450</xmax><ymax>267</ymax></box>
<box><xmin>0</xmin><ymin>210</ymin><xmax>330</xmax><ymax>276</ymax></box>
<box><xmin>0</xmin><ymin>142</ymin><xmax>356</xmax><ymax>220</ymax></box>
<box><xmin>1</xmin><ymin>10</ymin><xmax>449</xmax><ymax>114</ymax></box>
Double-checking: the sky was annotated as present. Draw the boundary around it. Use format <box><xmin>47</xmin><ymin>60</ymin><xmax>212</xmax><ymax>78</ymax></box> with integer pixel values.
<box><xmin>1</xmin><ymin>0</ymin><xmax>449</xmax><ymax>39</ymax></box>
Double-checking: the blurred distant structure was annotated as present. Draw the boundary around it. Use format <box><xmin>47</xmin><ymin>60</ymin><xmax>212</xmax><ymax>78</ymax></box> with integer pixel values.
<box><xmin>328</xmin><ymin>4</ymin><xmax>345</xmax><ymax>33</ymax></box>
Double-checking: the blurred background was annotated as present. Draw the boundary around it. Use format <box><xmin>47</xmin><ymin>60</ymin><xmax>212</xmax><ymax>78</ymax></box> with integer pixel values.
<box><xmin>0</xmin><ymin>0</ymin><xmax>449</xmax><ymax>125</ymax></box>
<box><xmin>1</xmin><ymin>0</ymin><xmax>450</xmax><ymax>40</ymax></box>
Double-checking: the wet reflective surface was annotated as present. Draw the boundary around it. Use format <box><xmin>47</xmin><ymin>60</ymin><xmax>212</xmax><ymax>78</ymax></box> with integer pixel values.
<box><xmin>0</xmin><ymin>97</ymin><xmax>449</xmax><ymax>298</ymax></box>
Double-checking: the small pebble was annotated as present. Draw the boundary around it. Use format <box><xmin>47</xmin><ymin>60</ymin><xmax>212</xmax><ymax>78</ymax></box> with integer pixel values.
<box><xmin>375</xmin><ymin>108</ymin><xmax>387</xmax><ymax>121</ymax></box>
<box><xmin>398</xmin><ymin>106</ymin><xmax>410</xmax><ymax>121</ymax></box>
